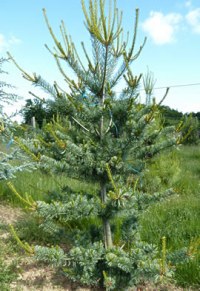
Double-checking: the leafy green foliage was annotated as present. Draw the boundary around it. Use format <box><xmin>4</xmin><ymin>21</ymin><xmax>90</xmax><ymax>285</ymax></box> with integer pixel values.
<box><xmin>160</xmin><ymin>105</ymin><xmax>200</xmax><ymax>145</ymax></box>
<box><xmin>21</xmin><ymin>98</ymin><xmax>46</xmax><ymax>128</ymax></box>
<box><xmin>21</xmin><ymin>96</ymin><xmax>73</xmax><ymax>128</ymax></box>
<box><xmin>160</xmin><ymin>106</ymin><xmax>183</xmax><ymax>127</ymax></box>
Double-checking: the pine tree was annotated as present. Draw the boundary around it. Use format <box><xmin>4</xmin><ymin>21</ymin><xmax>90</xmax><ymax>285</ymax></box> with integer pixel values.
<box><xmin>0</xmin><ymin>57</ymin><xmax>34</xmax><ymax>180</ymax></box>
<box><xmin>0</xmin><ymin>57</ymin><xmax>18</xmax><ymax>112</ymax></box>
<box><xmin>8</xmin><ymin>1</ymin><xmax>180</xmax><ymax>288</ymax></box>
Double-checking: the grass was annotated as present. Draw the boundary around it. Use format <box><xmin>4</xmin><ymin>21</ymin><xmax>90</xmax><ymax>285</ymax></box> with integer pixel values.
<box><xmin>0</xmin><ymin>140</ymin><xmax>98</xmax><ymax>206</ymax></box>
<box><xmin>0</xmin><ymin>259</ymin><xmax>18</xmax><ymax>290</ymax></box>
<box><xmin>140</xmin><ymin>195</ymin><xmax>200</xmax><ymax>250</ymax></box>
<box><xmin>175</xmin><ymin>255</ymin><xmax>200</xmax><ymax>288</ymax></box>
<box><xmin>0</xmin><ymin>223</ymin><xmax>21</xmax><ymax>290</ymax></box>
<box><xmin>140</xmin><ymin>145</ymin><xmax>200</xmax><ymax>287</ymax></box>
<box><xmin>0</xmin><ymin>169</ymin><xmax>98</xmax><ymax>206</ymax></box>
<box><xmin>174</xmin><ymin>145</ymin><xmax>200</xmax><ymax>196</ymax></box>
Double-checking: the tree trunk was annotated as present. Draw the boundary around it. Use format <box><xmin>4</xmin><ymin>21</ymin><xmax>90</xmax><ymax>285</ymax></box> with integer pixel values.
<box><xmin>101</xmin><ymin>182</ymin><xmax>113</xmax><ymax>249</ymax></box>
<box><xmin>99</xmin><ymin>47</ymin><xmax>113</xmax><ymax>248</ymax></box>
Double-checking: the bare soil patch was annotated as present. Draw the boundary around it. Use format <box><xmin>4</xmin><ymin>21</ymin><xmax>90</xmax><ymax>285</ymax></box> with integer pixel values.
<box><xmin>0</xmin><ymin>203</ymin><xmax>23</xmax><ymax>224</ymax></box>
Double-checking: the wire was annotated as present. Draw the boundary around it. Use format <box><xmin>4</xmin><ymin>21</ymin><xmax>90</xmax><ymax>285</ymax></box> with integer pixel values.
<box><xmin>115</xmin><ymin>82</ymin><xmax>200</xmax><ymax>94</ymax></box>
<box><xmin>153</xmin><ymin>82</ymin><xmax>200</xmax><ymax>90</ymax></box>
